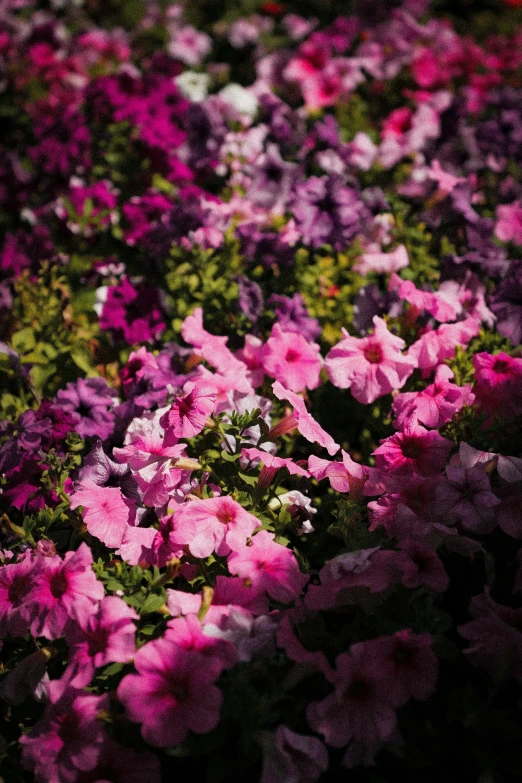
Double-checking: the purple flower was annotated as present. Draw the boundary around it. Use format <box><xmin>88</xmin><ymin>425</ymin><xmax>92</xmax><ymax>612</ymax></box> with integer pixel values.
<box><xmin>291</xmin><ymin>175</ymin><xmax>370</xmax><ymax>250</ymax></box>
<box><xmin>490</xmin><ymin>260</ymin><xmax>522</xmax><ymax>345</ymax></box>
<box><xmin>434</xmin><ymin>465</ymin><xmax>501</xmax><ymax>534</ymax></box>
<box><xmin>53</xmin><ymin>377</ymin><xmax>117</xmax><ymax>440</ymax></box>
<box><xmin>237</xmin><ymin>223</ymin><xmax>295</xmax><ymax>269</ymax></box>
<box><xmin>236</xmin><ymin>275</ymin><xmax>264</xmax><ymax>323</ymax></box>
<box><xmin>75</xmin><ymin>439</ymin><xmax>139</xmax><ymax>501</ymax></box>
<box><xmin>268</xmin><ymin>293</ymin><xmax>321</xmax><ymax>341</ymax></box>
<box><xmin>247</xmin><ymin>144</ymin><xmax>299</xmax><ymax>211</ymax></box>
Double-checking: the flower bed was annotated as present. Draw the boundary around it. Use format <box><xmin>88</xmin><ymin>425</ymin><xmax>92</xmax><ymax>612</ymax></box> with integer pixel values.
<box><xmin>1</xmin><ymin>1</ymin><xmax>522</xmax><ymax>781</ymax></box>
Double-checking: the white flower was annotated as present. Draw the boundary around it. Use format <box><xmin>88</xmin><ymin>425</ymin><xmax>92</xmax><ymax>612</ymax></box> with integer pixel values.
<box><xmin>218</xmin><ymin>83</ymin><xmax>259</xmax><ymax>118</ymax></box>
<box><xmin>175</xmin><ymin>71</ymin><xmax>210</xmax><ymax>102</ymax></box>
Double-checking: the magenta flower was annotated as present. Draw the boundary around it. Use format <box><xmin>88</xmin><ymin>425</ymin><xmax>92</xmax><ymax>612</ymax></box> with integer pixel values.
<box><xmin>117</xmin><ymin>635</ymin><xmax>223</xmax><ymax>748</ymax></box>
<box><xmin>159</xmin><ymin>380</ymin><xmax>217</xmax><ymax>442</ymax></box>
<box><xmin>64</xmin><ymin>596</ymin><xmax>139</xmax><ymax>688</ymax></box>
<box><xmin>27</xmin><ymin>544</ymin><xmax>104</xmax><ymax>640</ymax></box>
<box><xmin>270</xmin><ymin>381</ymin><xmax>339</xmax><ymax>456</ymax></box>
<box><xmin>0</xmin><ymin>556</ymin><xmax>38</xmax><ymax>638</ymax></box>
<box><xmin>69</xmin><ymin>480</ymin><xmax>135</xmax><ymax>549</ymax></box>
<box><xmin>171</xmin><ymin>496</ymin><xmax>260</xmax><ymax>558</ymax></box>
<box><xmin>227</xmin><ymin>530</ymin><xmax>308</xmax><ymax>603</ymax></box>
<box><xmin>306</xmin><ymin>643</ymin><xmax>397</xmax><ymax>749</ymax></box>
<box><xmin>308</xmin><ymin>451</ymin><xmax>383</xmax><ymax>499</ymax></box>
<box><xmin>260</xmin><ymin>323</ymin><xmax>322</xmax><ymax>392</ymax></box>
<box><xmin>20</xmin><ymin>678</ymin><xmax>109</xmax><ymax>783</ymax></box>
<box><xmin>473</xmin><ymin>351</ymin><xmax>522</xmax><ymax>420</ymax></box>
<box><xmin>325</xmin><ymin>316</ymin><xmax>415</xmax><ymax>404</ymax></box>
<box><xmin>372</xmin><ymin>424</ymin><xmax>453</xmax><ymax>485</ymax></box>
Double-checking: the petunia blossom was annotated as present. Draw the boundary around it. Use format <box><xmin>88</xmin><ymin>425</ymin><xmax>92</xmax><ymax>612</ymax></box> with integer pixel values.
<box><xmin>227</xmin><ymin>530</ymin><xmax>308</xmax><ymax>603</ymax></box>
<box><xmin>117</xmin><ymin>635</ymin><xmax>223</xmax><ymax>748</ymax></box>
<box><xmin>325</xmin><ymin>316</ymin><xmax>415</xmax><ymax>404</ymax></box>
<box><xmin>260</xmin><ymin>323</ymin><xmax>322</xmax><ymax>392</ymax></box>
<box><xmin>270</xmin><ymin>381</ymin><xmax>340</xmax><ymax>456</ymax></box>
<box><xmin>170</xmin><ymin>496</ymin><xmax>260</xmax><ymax>558</ymax></box>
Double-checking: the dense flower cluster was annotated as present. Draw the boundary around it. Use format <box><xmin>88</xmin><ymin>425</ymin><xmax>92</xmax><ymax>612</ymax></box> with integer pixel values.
<box><xmin>1</xmin><ymin>0</ymin><xmax>522</xmax><ymax>781</ymax></box>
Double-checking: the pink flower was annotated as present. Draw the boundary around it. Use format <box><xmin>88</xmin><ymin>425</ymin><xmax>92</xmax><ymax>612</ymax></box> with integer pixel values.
<box><xmin>406</xmin><ymin>317</ymin><xmax>480</xmax><ymax>374</ymax></box>
<box><xmin>389</xmin><ymin>273</ymin><xmax>459</xmax><ymax>323</ymax></box>
<box><xmin>160</xmin><ymin>380</ymin><xmax>217</xmax><ymax>441</ymax></box>
<box><xmin>372</xmin><ymin>424</ymin><xmax>453</xmax><ymax>486</ymax></box>
<box><xmin>354</xmin><ymin>244</ymin><xmax>409</xmax><ymax>276</ymax></box>
<box><xmin>171</xmin><ymin>496</ymin><xmax>260</xmax><ymax>558</ymax></box>
<box><xmin>242</xmin><ymin>446</ymin><xmax>310</xmax><ymax>487</ymax></box>
<box><xmin>113</xmin><ymin>410</ymin><xmax>190</xmax><ymax>507</ymax></box>
<box><xmin>227</xmin><ymin>530</ymin><xmax>308</xmax><ymax>603</ymax></box>
<box><xmin>20</xmin><ymin>678</ymin><xmax>109</xmax><ymax>783</ymax></box>
<box><xmin>427</xmin><ymin>159</ymin><xmax>465</xmax><ymax>195</ymax></box>
<box><xmin>325</xmin><ymin>316</ymin><xmax>415</xmax><ymax>404</ymax></box>
<box><xmin>260</xmin><ymin>323</ymin><xmax>322</xmax><ymax>392</ymax></box>
<box><xmin>69</xmin><ymin>480</ymin><xmax>134</xmax><ymax>549</ymax></box>
<box><xmin>166</xmin><ymin>614</ymin><xmax>237</xmax><ymax>672</ymax></box>
<box><xmin>306</xmin><ymin>644</ymin><xmax>397</xmax><ymax>748</ymax></box>
<box><xmin>308</xmin><ymin>451</ymin><xmax>383</xmax><ymax>499</ymax></box>
<box><xmin>495</xmin><ymin>200</ymin><xmax>522</xmax><ymax>245</ymax></box>
<box><xmin>473</xmin><ymin>351</ymin><xmax>522</xmax><ymax>420</ymax></box>
<box><xmin>168</xmin><ymin>25</ymin><xmax>212</xmax><ymax>66</ymax></box>
<box><xmin>392</xmin><ymin>365</ymin><xmax>475</xmax><ymax>429</ymax></box>
<box><xmin>236</xmin><ymin>334</ymin><xmax>266</xmax><ymax>388</ymax></box>
<box><xmin>117</xmin><ymin>635</ymin><xmax>223</xmax><ymax>748</ymax></box>
<box><xmin>64</xmin><ymin>596</ymin><xmax>139</xmax><ymax>688</ymax></box>
<box><xmin>73</xmin><ymin>740</ymin><xmax>161</xmax><ymax>783</ymax></box>
<box><xmin>181</xmin><ymin>308</ymin><xmax>252</xmax><ymax>394</ymax></box>
<box><xmin>270</xmin><ymin>381</ymin><xmax>340</xmax><ymax>456</ymax></box>
<box><xmin>0</xmin><ymin>556</ymin><xmax>38</xmax><ymax>638</ymax></box>
<box><xmin>27</xmin><ymin>544</ymin><xmax>104</xmax><ymax>640</ymax></box>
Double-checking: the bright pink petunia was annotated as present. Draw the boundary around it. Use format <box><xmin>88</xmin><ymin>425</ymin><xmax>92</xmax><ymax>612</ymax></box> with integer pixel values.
<box><xmin>64</xmin><ymin>596</ymin><xmax>139</xmax><ymax>688</ymax></box>
<box><xmin>227</xmin><ymin>530</ymin><xmax>308</xmax><ymax>603</ymax></box>
<box><xmin>170</xmin><ymin>496</ymin><xmax>260</xmax><ymax>558</ymax></box>
<box><xmin>27</xmin><ymin>544</ymin><xmax>104</xmax><ymax>640</ymax></box>
<box><xmin>160</xmin><ymin>380</ymin><xmax>217</xmax><ymax>442</ymax></box>
<box><xmin>406</xmin><ymin>317</ymin><xmax>480</xmax><ymax>374</ymax></box>
<box><xmin>20</xmin><ymin>678</ymin><xmax>110</xmax><ymax>783</ymax></box>
<box><xmin>372</xmin><ymin>424</ymin><xmax>453</xmax><ymax>486</ymax></box>
<box><xmin>389</xmin><ymin>273</ymin><xmax>459</xmax><ymax>323</ymax></box>
<box><xmin>181</xmin><ymin>307</ymin><xmax>253</xmax><ymax>394</ymax></box>
<box><xmin>0</xmin><ymin>556</ymin><xmax>38</xmax><ymax>638</ymax></box>
<box><xmin>354</xmin><ymin>244</ymin><xmax>409</xmax><ymax>276</ymax></box>
<box><xmin>260</xmin><ymin>323</ymin><xmax>322</xmax><ymax>392</ymax></box>
<box><xmin>69</xmin><ymin>480</ymin><xmax>134</xmax><ymax>549</ymax></box>
<box><xmin>270</xmin><ymin>381</ymin><xmax>340</xmax><ymax>456</ymax></box>
<box><xmin>472</xmin><ymin>351</ymin><xmax>522</xmax><ymax>420</ymax></box>
<box><xmin>117</xmin><ymin>634</ymin><xmax>223</xmax><ymax>748</ymax></box>
<box><xmin>325</xmin><ymin>316</ymin><xmax>415</xmax><ymax>404</ymax></box>
<box><xmin>166</xmin><ymin>614</ymin><xmax>238</xmax><ymax>672</ymax></box>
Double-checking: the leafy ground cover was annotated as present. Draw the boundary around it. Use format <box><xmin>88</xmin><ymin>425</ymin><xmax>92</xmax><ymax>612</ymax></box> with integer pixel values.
<box><xmin>1</xmin><ymin>0</ymin><xmax>522</xmax><ymax>781</ymax></box>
